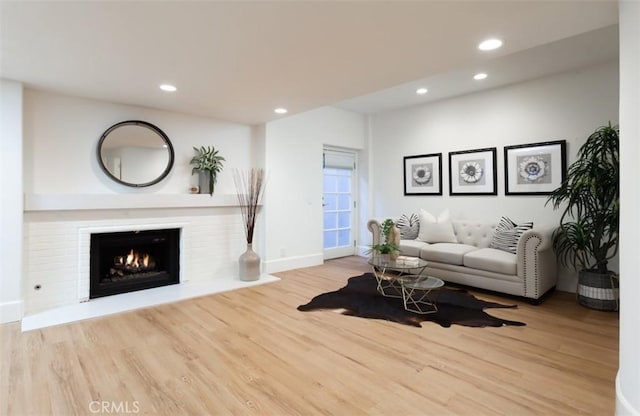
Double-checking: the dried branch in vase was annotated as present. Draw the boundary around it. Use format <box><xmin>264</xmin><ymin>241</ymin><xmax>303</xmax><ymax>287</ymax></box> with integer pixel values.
<box><xmin>233</xmin><ymin>168</ymin><xmax>266</xmax><ymax>244</ymax></box>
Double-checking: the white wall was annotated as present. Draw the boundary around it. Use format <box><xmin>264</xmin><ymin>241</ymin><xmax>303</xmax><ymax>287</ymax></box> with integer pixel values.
<box><xmin>23</xmin><ymin>89</ymin><xmax>255</xmax><ymax>195</ymax></box>
<box><xmin>617</xmin><ymin>3</ymin><xmax>640</xmax><ymax>415</ymax></box>
<box><xmin>370</xmin><ymin>61</ymin><xmax>619</xmax><ymax>291</ymax></box>
<box><xmin>0</xmin><ymin>79</ymin><xmax>24</xmax><ymax>323</ymax></box>
<box><xmin>358</xmin><ymin>116</ymin><xmax>374</xmax><ymax>255</ymax></box>
<box><xmin>263</xmin><ymin>106</ymin><xmax>366</xmax><ymax>272</ymax></box>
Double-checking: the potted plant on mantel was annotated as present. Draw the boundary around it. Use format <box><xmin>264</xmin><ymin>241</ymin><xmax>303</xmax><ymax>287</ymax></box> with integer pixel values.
<box><xmin>371</xmin><ymin>218</ymin><xmax>401</xmax><ymax>263</ymax></box>
<box><xmin>546</xmin><ymin>123</ymin><xmax>619</xmax><ymax>311</ymax></box>
<box><xmin>190</xmin><ymin>146</ymin><xmax>225</xmax><ymax>195</ymax></box>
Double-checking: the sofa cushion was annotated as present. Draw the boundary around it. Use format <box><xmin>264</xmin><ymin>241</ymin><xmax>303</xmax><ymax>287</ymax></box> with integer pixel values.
<box><xmin>452</xmin><ymin>221</ymin><xmax>496</xmax><ymax>248</ymax></box>
<box><xmin>463</xmin><ymin>248</ymin><xmax>517</xmax><ymax>275</ymax></box>
<box><xmin>399</xmin><ymin>239</ymin><xmax>429</xmax><ymax>257</ymax></box>
<box><xmin>417</xmin><ymin>209</ymin><xmax>458</xmax><ymax>243</ymax></box>
<box><xmin>420</xmin><ymin>243</ymin><xmax>477</xmax><ymax>265</ymax></box>
<box><xmin>396</xmin><ymin>213</ymin><xmax>420</xmax><ymax>240</ymax></box>
<box><xmin>490</xmin><ymin>216</ymin><xmax>533</xmax><ymax>254</ymax></box>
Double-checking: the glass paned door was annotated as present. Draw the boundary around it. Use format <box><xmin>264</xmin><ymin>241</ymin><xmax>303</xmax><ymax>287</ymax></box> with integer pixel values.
<box><xmin>323</xmin><ymin>166</ymin><xmax>355</xmax><ymax>259</ymax></box>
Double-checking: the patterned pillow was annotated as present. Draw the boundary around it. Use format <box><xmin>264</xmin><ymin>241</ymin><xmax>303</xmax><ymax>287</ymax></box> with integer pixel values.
<box><xmin>490</xmin><ymin>217</ymin><xmax>533</xmax><ymax>254</ymax></box>
<box><xmin>396</xmin><ymin>213</ymin><xmax>420</xmax><ymax>240</ymax></box>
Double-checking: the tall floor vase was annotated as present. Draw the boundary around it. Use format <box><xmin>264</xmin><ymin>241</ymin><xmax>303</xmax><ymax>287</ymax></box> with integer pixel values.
<box><xmin>239</xmin><ymin>243</ymin><xmax>260</xmax><ymax>281</ymax></box>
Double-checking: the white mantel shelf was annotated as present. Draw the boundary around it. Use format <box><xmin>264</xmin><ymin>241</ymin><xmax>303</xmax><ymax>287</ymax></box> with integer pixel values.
<box><xmin>24</xmin><ymin>193</ymin><xmax>246</xmax><ymax>212</ymax></box>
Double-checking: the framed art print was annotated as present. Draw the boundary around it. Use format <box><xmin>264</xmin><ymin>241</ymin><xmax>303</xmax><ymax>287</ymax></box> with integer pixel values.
<box><xmin>448</xmin><ymin>147</ymin><xmax>497</xmax><ymax>195</ymax></box>
<box><xmin>504</xmin><ymin>140</ymin><xmax>566</xmax><ymax>195</ymax></box>
<box><xmin>403</xmin><ymin>153</ymin><xmax>442</xmax><ymax>195</ymax></box>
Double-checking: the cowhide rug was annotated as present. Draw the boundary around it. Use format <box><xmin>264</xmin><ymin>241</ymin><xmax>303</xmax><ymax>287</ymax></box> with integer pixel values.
<box><xmin>297</xmin><ymin>273</ymin><xmax>525</xmax><ymax>328</ymax></box>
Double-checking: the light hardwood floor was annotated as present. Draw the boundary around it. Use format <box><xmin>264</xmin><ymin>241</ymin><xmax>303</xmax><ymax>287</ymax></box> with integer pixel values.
<box><xmin>1</xmin><ymin>256</ymin><xmax>618</xmax><ymax>415</ymax></box>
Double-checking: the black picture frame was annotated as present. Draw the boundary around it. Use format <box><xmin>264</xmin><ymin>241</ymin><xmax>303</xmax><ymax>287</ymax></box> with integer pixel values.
<box><xmin>504</xmin><ymin>140</ymin><xmax>567</xmax><ymax>195</ymax></box>
<box><xmin>448</xmin><ymin>147</ymin><xmax>497</xmax><ymax>196</ymax></box>
<box><xmin>403</xmin><ymin>153</ymin><xmax>442</xmax><ymax>195</ymax></box>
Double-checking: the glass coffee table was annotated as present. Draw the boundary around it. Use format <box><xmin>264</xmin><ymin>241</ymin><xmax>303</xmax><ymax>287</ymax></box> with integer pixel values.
<box><xmin>368</xmin><ymin>256</ymin><xmax>429</xmax><ymax>298</ymax></box>
<box><xmin>400</xmin><ymin>275</ymin><xmax>445</xmax><ymax>314</ymax></box>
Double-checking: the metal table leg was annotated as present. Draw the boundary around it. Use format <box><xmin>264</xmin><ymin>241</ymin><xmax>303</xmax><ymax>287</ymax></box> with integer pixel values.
<box><xmin>402</xmin><ymin>286</ymin><xmax>440</xmax><ymax>314</ymax></box>
<box><xmin>371</xmin><ymin>264</ymin><xmax>403</xmax><ymax>298</ymax></box>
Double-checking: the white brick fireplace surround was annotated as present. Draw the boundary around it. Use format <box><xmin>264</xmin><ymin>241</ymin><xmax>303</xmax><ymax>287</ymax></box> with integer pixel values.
<box><xmin>22</xmin><ymin>194</ymin><xmax>274</xmax><ymax>327</ymax></box>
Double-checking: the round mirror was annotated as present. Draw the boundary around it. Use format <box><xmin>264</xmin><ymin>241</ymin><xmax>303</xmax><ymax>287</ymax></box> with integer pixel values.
<box><xmin>97</xmin><ymin>120</ymin><xmax>175</xmax><ymax>187</ymax></box>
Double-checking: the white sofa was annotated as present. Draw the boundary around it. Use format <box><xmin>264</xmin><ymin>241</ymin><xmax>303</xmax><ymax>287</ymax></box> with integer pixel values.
<box><xmin>367</xmin><ymin>218</ymin><xmax>558</xmax><ymax>301</ymax></box>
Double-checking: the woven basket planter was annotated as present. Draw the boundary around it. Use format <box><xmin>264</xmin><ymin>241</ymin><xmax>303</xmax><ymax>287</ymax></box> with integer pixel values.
<box><xmin>577</xmin><ymin>270</ymin><xmax>619</xmax><ymax>311</ymax></box>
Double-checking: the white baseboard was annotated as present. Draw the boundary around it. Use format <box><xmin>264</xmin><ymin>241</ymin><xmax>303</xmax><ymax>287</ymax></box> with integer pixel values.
<box><xmin>264</xmin><ymin>253</ymin><xmax>323</xmax><ymax>274</ymax></box>
<box><xmin>616</xmin><ymin>372</ymin><xmax>640</xmax><ymax>415</ymax></box>
<box><xmin>357</xmin><ymin>245</ymin><xmax>370</xmax><ymax>257</ymax></box>
<box><xmin>0</xmin><ymin>300</ymin><xmax>23</xmax><ymax>323</ymax></box>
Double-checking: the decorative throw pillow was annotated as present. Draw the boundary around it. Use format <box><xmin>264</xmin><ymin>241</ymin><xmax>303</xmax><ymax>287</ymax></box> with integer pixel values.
<box><xmin>490</xmin><ymin>216</ymin><xmax>534</xmax><ymax>254</ymax></box>
<box><xmin>396</xmin><ymin>213</ymin><xmax>420</xmax><ymax>240</ymax></box>
<box><xmin>416</xmin><ymin>208</ymin><xmax>458</xmax><ymax>243</ymax></box>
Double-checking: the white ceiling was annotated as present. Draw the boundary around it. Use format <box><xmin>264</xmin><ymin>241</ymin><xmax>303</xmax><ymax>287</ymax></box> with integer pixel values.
<box><xmin>336</xmin><ymin>25</ymin><xmax>619</xmax><ymax>114</ymax></box>
<box><xmin>0</xmin><ymin>1</ymin><xmax>619</xmax><ymax>126</ymax></box>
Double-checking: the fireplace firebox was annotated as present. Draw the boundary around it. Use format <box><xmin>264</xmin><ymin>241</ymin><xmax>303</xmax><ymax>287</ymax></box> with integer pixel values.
<box><xmin>90</xmin><ymin>228</ymin><xmax>180</xmax><ymax>299</ymax></box>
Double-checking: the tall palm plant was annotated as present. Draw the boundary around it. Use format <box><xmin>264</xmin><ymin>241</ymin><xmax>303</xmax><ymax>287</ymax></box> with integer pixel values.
<box><xmin>546</xmin><ymin>123</ymin><xmax>619</xmax><ymax>274</ymax></box>
<box><xmin>546</xmin><ymin>123</ymin><xmax>619</xmax><ymax>311</ymax></box>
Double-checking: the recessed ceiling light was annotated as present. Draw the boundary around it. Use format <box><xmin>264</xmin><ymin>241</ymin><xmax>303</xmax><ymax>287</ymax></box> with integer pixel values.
<box><xmin>274</xmin><ymin>108</ymin><xmax>288</xmax><ymax>114</ymax></box>
<box><xmin>473</xmin><ymin>73</ymin><xmax>488</xmax><ymax>80</ymax></box>
<box><xmin>159</xmin><ymin>84</ymin><xmax>177</xmax><ymax>92</ymax></box>
<box><xmin>416</xmin><ymin>87</ymin><xmax>428</xmax><ymax>95</ymax></box>
<box><xmin>478</xmin><ymin>38</ymin><xmax>503</xmax><ymax>51</ymax></box>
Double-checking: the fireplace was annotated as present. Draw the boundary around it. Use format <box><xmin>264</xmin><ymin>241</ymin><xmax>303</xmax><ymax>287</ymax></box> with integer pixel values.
<box><xmin>90</xmin><ymin>228</ymin><xmax>180</xmax><ymax>299</ymax></box>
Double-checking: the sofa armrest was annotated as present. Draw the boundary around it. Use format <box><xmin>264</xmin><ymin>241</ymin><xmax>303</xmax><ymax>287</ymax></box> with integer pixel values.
<box><xmin>517</xmin><ymin>225</ymin><xmax>558</xmax><ymax>299</ymax></box>
<box><xmin>367</xmin><ymin>219</ymin><xmax>383</xmax><ymax>246</ymax></box>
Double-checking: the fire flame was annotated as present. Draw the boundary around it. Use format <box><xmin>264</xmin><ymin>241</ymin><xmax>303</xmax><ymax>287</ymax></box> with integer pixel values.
<box><xmin>123</xmin><ymin>249</ymin><xmax>150</xmax><ymax>268</ymax></box>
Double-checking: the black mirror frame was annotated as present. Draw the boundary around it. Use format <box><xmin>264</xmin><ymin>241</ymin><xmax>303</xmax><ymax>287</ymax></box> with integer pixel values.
<box><xmin>97</xmin><ymin>120</ymin><xmax>175</xmax><ymax>188</ymax></box>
